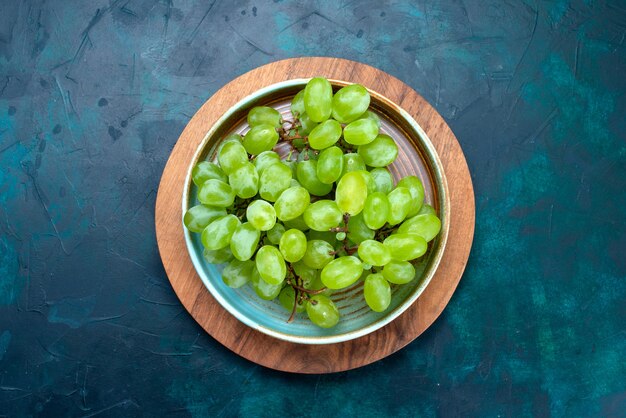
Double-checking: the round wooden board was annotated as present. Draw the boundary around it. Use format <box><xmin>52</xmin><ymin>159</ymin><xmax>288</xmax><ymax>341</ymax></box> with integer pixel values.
<box><xmin>155</xmin><ymin>57</ymin><xmax>475</xmax><ymax>374</ymax></box>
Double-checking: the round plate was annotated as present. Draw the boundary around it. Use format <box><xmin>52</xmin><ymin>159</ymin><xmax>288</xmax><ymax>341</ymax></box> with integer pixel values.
<box><xmin>182</xmin><ymin>79</ymin><xmax>450</xmax><ymax>345</ymax></box>
<box><xmin>156</xmin><ymin>57</ymin><xmax>475</xmax><ymax>373</ymax></box>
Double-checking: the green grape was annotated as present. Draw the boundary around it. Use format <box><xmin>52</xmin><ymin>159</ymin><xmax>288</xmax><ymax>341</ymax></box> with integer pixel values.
<box><xmin>397</xmin><ymin>214</ymin><xmax>441</xmax><ymax>242</ymax></box>
<box><xmin>308</xmin><ymin>119</ymin><xmax>342</xmax><ymax>150</ymax></box>
<box><xmin>255</xmin><ymin>245</ymin><xmax>286</xmax><ymax>285</ymax></box>
<box><xmin>297</xmin><ymin>112</ymin><xmax>319</xmax><ymax>136</ymax></box>
<box><xmin>201</xmin><ymin>214</ymin><xmax>240</xmax><ymax>250</ymax></box>
<box><xmin>266</xmin><ymin>223</ymin><xmax>285</xmax><ymax>245</ymax></box>
<box><xmin>382</xmin><ymin>260</ymin><xmax>416</xmax><ymax>284</ymax></box>
<box><xmin>383</xmin><ymin>233</ymin><xmax>427</xmax><ymax>261</ymax></box>
<box><xmin>363</xmin><ymin>273</ymin><xmax>391</xmax><ymax>312</ymax></box>
<box><xmin>341</xmin><ymin>153</ymin><xmax>366</xmax><ymax>177</ymax></box>
<box><xmin>290</xmin><ymin>178</ymin><xmax>301</xmax><ymax>187</ymax></box>
<box><xmin>192</xmin><ymin>161</ymin><xmax>227</xmax><ymax>186</ymax></box>
<box><xmin>274</xmin><ymin>186</ymin><xmax>310</xmax><ymax>221</ymax></box>
<box><xmin>418</xmin><ymin>204</ymin><xmax>436</xmax><ymax>216</ymax></box>
<box><xmin>387</xmin><ymin>186</ymin><xmax>412</xmax><ymax>225</ymax></box>
<box><xmin>283</xmin><ymin>214</ymin><xmax>310</xmax><ymax>231</ymax></box>
<box><xmin>303</xmin><ymin>200</ymin><xmax>343</xmax><ymax>231</ymax></box>
<box><xmin>222</xmin><ymin>259</ymin><xmax>254</xmax><ymax>288</ymax></box>
<box><xmin>336</xmin><ymin>171</ymin><xmax>367</xmax><ymax>216</ymax></box>
<box><xmin>247</xmin><ymin>106</ymin><xmax>281</xmax><ymax>128</ymax></box>
<box><xmin>228</xmin><ymin>162</ymin><xmax>259</xmax><ymax>199</ymax></box>
<box><xmin>343</xmin><ymin>118</ymin><xmax>379</xmax><ymax>145</ymax></box>
<box><xmin>217</xmin><ymin>137</ymin><xmax>248</xmax><ymax>175</ymax></box>
<box><xmin>304</xmin><ymin>77</ymin><xmax>332</xmax><ymax>122</ymax></box>
<box><xmin>246</xmin><ymin>200</ymin><xmax>276</xmax><ymax>231</ymax></box>
<box><xmin>306</xmin><ymin>230</ymin><xmax>337</xmax><ymax>245</ymax></box>
<box><xmin>362</xmin><ymin>192</ymin><xmax>390</xmax><ymax>230</ymax></box>
<box><xmin>359</xmin><ymin>110</ymin><xmax>380</xmax><ymax>128</ymax></box>
<box><xmin>331</xmin><ymin>84</ymin><xmax>370</xmax><ymax>123</ymax></box>
<box><xmin>296</xmin><ymin>160</ymin><xmax>333</xmax><ymax>196</ymax></box>
<box><xmin>320</xmin><ymin>256</ymin><xmax>363</xmax><ymax>289</ymax></box>
<box><xmin>243</xmin><ymin>124</ymin><xmax>279</xmax><ymax>155</ymax></box>
<box><xmin>335</xmin><ymin>232</ymin><xmax>346</xmax><ymax>241</ymax></box>
<box><xmin>291</xmin><ymin>90</ymin><xmax>306</xmax><ymax>116</ymax></box>
<box><xmin>230</xmin><ymin>222</ymin><xmax>261</xmax><ymax>261</ymax></box>
<box><xmin>279</xmin><ymin>229</ymin><xmax>307</xmax><ymax>262</ymax></box>
<box><xmin>259</xmin><ymin>162</ymin><xmax>292</xmax><ymax>201</ymax></box>
<box><xmin>293</xmin><ymin>261</ymin><xmax>319</xmax><ymax>288</ymax></box>
<box><xmin>279</xmin><ymin>286</ymin><xmax>306</xmax><ymax>313</ymax></box>
<box><xmin>253</xmin><ymin>151</ymin><xmax>281</xmax><ymax>175</ymax></box>
<box><xmin>347</xmin><ymin>213</ymin><xmax>375</xmax><ymax>243</ymax></box>
<box><xmin>357</xmin><ymin>240</ymin><xmax>392</xmax><ymax>266</ymax></box>
<box><xmin>203</xmin><ymin>246</ymin><xmax>233</xmax><ymax>264</ymax></box>
<box><xmin>369</xmin><ymin>168</ymin><xmax>394</xmax><ymax>194</ymax></box>
<box><xmin>355</xmin><ymin>170</ymin><xmax>376</xmax><ymax>194</ymax></box>
<box><xmin>250</xmin><ymin>267</ymin><xmax>282</xmax><ymax>300</ymax></box>
<box><xmin>197</xmin><ymin>179</ymin><xmax>235</xmax><ymax>207</ymax></box>
<box><xmin>184</xmin><ymin>204</ymin><xmax>226</xmax><ymax>233</ymax></box>
<box><xmin>316</xmin><ymin>146</ymin><xmax>344</xmax><ymax>184</ymax></box>
<box><xmin>282</xmin><ymin>159</ymin><xmax>298</xmax><ymax>178</ymax></box>
<box><xmin>362</xmin><ymin>263</ymin><xmax>372</xmax><ymax>270</ymax></box>
<box><xmin>396</xmin><ymin>175</ymin><xmax>425</xmax><ymax>217</ymax></box>
<box><xmin>306</xmin><ymin>295</ymin><xmax>339</xmax><ymax>328</ymax></box>
<box><xmin>301</xmin><ymin>240</ymin><xmax>335</xmax><ymax>269</ymax></box>
<box><xmin>358</xmin><ymin>134</ymin><xmax>398</xmax><ymax>167</ymax></box>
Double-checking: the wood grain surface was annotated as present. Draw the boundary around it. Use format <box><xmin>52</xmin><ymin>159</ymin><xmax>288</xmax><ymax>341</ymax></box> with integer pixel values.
<box><xmin>155</xmin><ymin>57</ymin><xmax>475</xmax><ymax>374</ymax></box>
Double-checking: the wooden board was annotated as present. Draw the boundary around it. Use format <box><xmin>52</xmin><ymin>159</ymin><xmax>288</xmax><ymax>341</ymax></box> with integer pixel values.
<box><xmin>155</xmin><ymin>57</ymin><xmax>475</xmax><ymax>374</ymax></box>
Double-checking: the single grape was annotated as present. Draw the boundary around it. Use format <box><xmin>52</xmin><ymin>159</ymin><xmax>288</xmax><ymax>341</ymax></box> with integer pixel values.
<box><xmin>396</xmin><ymin>175</ymin><xmax>425</xmax><ymax>217</ymax></box>
<box><xmin>335</xmin><ymin>232</ymin><xmax>346</xmax><ymax>241</ymax></box>
<box><xmin>230</xmin><ymin>222</ymin><xmax>261</xmax><ymax>261</ymax></box>
<box><xmin>255</xmin><ymin>245</ymin><xmax>286</xmax><ymax>285</ymax></box>
<box><xmin>382</xmin><ymin>260</ymin><xmax>416</xmax><ymax>284</ymax></box>
<box><xmin>296</xmin><ymin>160</ymin><xmax>333</xmax><ymax>196</ymax></box>
<box><xmin>358</xmin><ymin>240</ymin><xmax>392</xmax><ymax>266</ymax></box>
<box><xmin>341</xmin><ymin>153</ymin><xmax>366</xmax><ymax>177</ymax></box>
<box><xmin>222</xmin><ymin>259</ymin><xmax>255</xmax><ymax>288</ymax></box>
<box><xmin>201</xmin><ymin>214</ymin><xmax>240</xmax><ymax>250</ymax></box>
<box><xmin>363</xmin><ymin>273</ymin><xmax>391</xmax><ymax>312</ymax></box>
<box><xmin>383</xmin><ymin>233</ymin><xmax>427</xmax><ymax>261</ymax></box>
<box><xmin>184</xmin><ymin>204</ymin><xmax>227</xmax><ymax>233</ymax></box>
<box><xmin>283</xmin><ymin>214</ymin><xmax>310</xmax><ymax>231</ymax></box>
<box><xmin>217</xmin><ymin>137</ymin><xmax>248</xmax><ymax>175</ymax></box>
<box><xmin>397</xmin><ymin>213</ymin><xmax>441</xmax><ymax>242</ymax></box>
<box><xmin>347</xmin><ymin>213</ymin><xmax>375</xmax><ymax>243</ymax></box>
<box><xmin>259</xmin><ymin>162</ymin><xmax>292</xmax><ymax>202</ymax></box>
<box><xmin>418</xmin><ymin>204</ymin><xmax>436</xmax><ymax>216</ymax></box>
<box><xmin>358</xmin><ymin>134</ymin><xmax>398</xmax><ymax>167</ymax></box>
<box><xmin>306</xmin><ymin>295</ymin><xmax>339</xmax><ymax>328</ymax></box>
<box><xmin>279</xmin><ymin>286</ymin><xmax>307</xmax><ymax>313</ymax></box>
<box><xmin>203</xmin><ymin>246</ymin><xmax>233</xmax><ymax>264</ymax></box>
<box><xmin>316</xmin><ymin>146</ymin><xmax>344</xmax><ymax>184</ymax></box>
<box><xmin>253</xmin><ymin>150</ymin><xmax>281</xmax><ymax>175</ymax></box>
<box><xmin>246</xmin><ymin>200</ymin><xmax>277</xmax><ymax>231</ymax></box>
<box><xmin>336</xmin><ymin>171</ymin><xmax>367</xmax><ymax>216</ymax></box>
<box><xmin>301</xmin><ymin>240</ymin><xmax>335</xmax><ymax>269</ymax></box>
<box><xmin>308</xmin><ymin>119</ymin><xmax>342</xmax><ymax>150</ymax></box>
<box><xmin>362</xmin><ymin>192</ymin><xmax>390</xmax><ymax>230</ymax></box>
<box><xmin>303</xmin><ymin>200</ymin><xmax>343</xmax><ymax>231</ymax></box>
<box><xmin>266</xmin><ymin>223</ymin><xmax>285</xmax><ymax>245</ymax></box>
<box><xmin>243</xmin><ymin>124</ymin><xmax>279</xmax><ymax>155</ymax></box>
<box><xmin>250</xmin><ymin>267</ymin><xmax>282</xmax><ymax>300</ymax></box>
<box><xmin>362</xmin><ymin>263</ymin><xmax>372</xmax><ymax>270</ymax></box>
<box><xmin>386</xmin><ymin>186</ymin><xmax>412</xmax><ymax>225</ymax></box>
<box><xmin>297</xmin><ymin>112</ymin><xmax>319</xmax><ymax>136</ymax></box>
<box><xmin>197</xmin><ymin>179</ymin><xmax>235</xmax><ymax>207</ymax></box>
<box><xmin>274</xmin><ymin>186</ymin><xmax>310</xmax><ymax>221</ymax></box>
<box><xmin>320</xmin><ymin>256</ymin><xmax>363</xmax><ymax>289</ymax></box>
<box><xmin>369</xmin><ymin>167</ymin><xmax>394</xmax><ymax>194</ymax></box>
<box><xmin>228</xmin><ymin>162</ymin><xmax>259</xmax><ymax>199</ymax></box>
<box><xmin>343</xmin><ymin>118</ymin><xmax>379</xmax><ymax>145</ymax></box>
<box><xmin>304</xmin><ymin>77</ymin><xmax>332</xmax><ymax>122</ymax></box>
<box><xmin>331</xmin><ymin>84</ymin><xmax>370</xmax><ymax>123</ymax></box>
<box><xmin>247</xmin><ymin>106</ymin><xmax>281</xmax><ymax>128</ymax></box>
<box><xmin>192</xmin><ymin>161</ymin><xmax>227</xmax><ymax>186</ymax></box>
<box><xmin>279</xmin><ymin>229</ymin><xmax>307</xmax><ymax>262</ymax></box>
<box><xmin>291</xmin><ymin>89</ymin><xmax>305</xmax><ymax>116</ymax></box>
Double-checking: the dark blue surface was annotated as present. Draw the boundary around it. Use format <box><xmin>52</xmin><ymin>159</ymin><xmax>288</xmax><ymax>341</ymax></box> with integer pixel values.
<box><xmin>1</xmin><ymin>1</ymin><xmax>625</xmax><ymax>416</ymax></box>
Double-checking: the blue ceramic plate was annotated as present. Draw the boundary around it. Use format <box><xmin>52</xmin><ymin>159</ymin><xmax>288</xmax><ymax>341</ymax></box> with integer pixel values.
<box><xmin>182</xmin><ymin>79</ymin><xmax>449</xmax><ymax>345</ymax></box>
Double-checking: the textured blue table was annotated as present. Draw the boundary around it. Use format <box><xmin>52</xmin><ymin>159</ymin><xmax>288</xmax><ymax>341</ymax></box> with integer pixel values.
<box><xmin>1</xmin><ymin>1</ymin><xmax>625</xmax><ymax>416</ymax></box>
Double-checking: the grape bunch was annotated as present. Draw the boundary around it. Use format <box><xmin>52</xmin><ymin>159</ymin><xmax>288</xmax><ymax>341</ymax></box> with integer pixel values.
<box><xmin>184</xmin><ymin>77</ymin><xmax>442</xmax><ymax>328</ymax></box>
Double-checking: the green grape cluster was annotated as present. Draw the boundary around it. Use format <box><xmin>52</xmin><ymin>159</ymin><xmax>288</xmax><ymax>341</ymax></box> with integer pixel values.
<box><xmin>184</xmin><ymin>77</ymin><xmax>442</xmax><ymax>328</ymax></box>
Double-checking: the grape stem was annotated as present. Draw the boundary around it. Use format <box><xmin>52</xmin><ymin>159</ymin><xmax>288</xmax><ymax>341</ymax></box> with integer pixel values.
<box><xmin>287</xmin><ymin>287</ymin><xmax>299</xmax><ymax>323</ymax></box>
<box><xmin>288</xmin><ymin>281</ymin><xmax>328</xmax><ymax>295</ymax></box>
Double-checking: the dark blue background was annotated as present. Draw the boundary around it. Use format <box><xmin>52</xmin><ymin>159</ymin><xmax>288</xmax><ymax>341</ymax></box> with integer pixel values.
<box><xmin>1</xmin><ymin>0</ymin><xmax>625</xmax><ymax>416</ymax></box>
